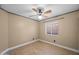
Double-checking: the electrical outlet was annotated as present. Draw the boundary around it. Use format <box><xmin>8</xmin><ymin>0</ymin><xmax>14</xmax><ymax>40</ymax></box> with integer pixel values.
<box><xmin>33</xmin><ymin>38</ymin><xmax>34</xmax><ymax>40</ymax></box>
<box><xmin>54</xmin><ymin>40</ymin><xmax>56</xmax><ymax>43</ymax></box>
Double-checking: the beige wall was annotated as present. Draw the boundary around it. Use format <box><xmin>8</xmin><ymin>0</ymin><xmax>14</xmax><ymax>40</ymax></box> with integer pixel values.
<box><xmin>0</xmin><ymin>9</ymin><xmax>39</xmax><ymax>52</ymax></box>
<box><xmin>0</xmin><ymin>9</ymin><xmax>8</xmax><ymax>53</ymax></box>
<box><xmin>40</xmin><ymin>11</ymin><xmax>79</xmax><ymax>49</ymax></box>
<box><xmin>8</xmin><ymin>13</ymin><xmax>39</xmax><ymax>47</ymax></box>
<box><xmin>77</xmin><ymin>11</ymin><xmax>79</xmax><ymax>50</ymax></box>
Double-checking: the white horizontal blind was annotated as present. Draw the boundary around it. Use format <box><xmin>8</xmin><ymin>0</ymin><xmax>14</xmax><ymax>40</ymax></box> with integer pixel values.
<box><xmin>45</xmin><ymin>21</ymin><xmax>59</xmax><ymax>35</ymax></box>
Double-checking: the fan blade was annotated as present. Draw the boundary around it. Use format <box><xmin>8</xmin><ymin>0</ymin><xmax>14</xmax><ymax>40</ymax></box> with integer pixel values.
<box><xmin>42</xmin><ymin>10</ymin><xmax>52</xmax><ymax>17</ymax></box>
<box><xmin>43</xmin><ymin>12</ymin><xmax>52</xmax><ymax>17</ymax></box>
<box><xmin>44</xmin><ymin>10</ymin><xmax>52</xmax><ymax>14</ymax></box>
<box><xmin>32</xmin><ymin>8</ymin><xmax>37</xmax><ymax>12</ymax></box>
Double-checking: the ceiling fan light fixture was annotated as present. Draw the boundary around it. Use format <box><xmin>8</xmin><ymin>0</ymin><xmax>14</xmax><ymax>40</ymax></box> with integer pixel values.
<box><xmin>38</xmin><ymin>15</ymin><xmax>42</xmax><ymax>20</ymax></box>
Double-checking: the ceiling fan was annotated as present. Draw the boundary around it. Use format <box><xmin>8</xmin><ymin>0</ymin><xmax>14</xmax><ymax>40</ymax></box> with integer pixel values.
<box><xmin>29</xmin><ymin>7</ymin><xmax>52</xmax><ymax>20</ymax></box>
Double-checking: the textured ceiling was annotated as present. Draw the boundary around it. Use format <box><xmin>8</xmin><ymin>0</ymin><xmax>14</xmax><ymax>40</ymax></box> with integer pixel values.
<box><xmin>0</xmin><ymin>4</ymin><xmax>79</xmax><ymax>21</ymax></box>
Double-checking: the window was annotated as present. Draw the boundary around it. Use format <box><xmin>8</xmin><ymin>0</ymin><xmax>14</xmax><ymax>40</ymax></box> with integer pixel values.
<box><xmin>45</xmin><ymin>21</ymin><xmax>59</xmax><ymax>35</ymax></box>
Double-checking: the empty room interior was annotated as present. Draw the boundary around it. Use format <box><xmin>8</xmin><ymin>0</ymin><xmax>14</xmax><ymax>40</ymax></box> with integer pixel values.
<box><xmin>0</xmin><ymin>4</ymin><xmax>79</xmax><ymax>55</ymax></box>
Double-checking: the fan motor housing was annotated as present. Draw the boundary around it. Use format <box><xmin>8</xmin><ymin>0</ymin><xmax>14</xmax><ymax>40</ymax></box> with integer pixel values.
<box><xmin>37</xmin><ymin>7</ymin><xmax>44</xmax><ymax>14</ymax></box>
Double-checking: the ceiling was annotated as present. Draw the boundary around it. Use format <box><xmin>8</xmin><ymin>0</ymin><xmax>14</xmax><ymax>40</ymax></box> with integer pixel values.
<box><xmin>0</xmin><ymin>4</ymin><xmax>79</xmax><ymax>21</ymax></box>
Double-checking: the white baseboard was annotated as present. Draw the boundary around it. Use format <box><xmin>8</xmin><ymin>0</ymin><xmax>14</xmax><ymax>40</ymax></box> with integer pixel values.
<box><xmin>0</xmin><ymin>40</ymin><xmax>38</xmax><ymax>55</ymax></box>
<box><xmin>1</xmin><ymin>39</ymin><xmax>79</xmax><ymax>55</ymax></box>
<box><xmin>39</xmin><ymin>39</ymin><xmax>79</xmax><ymax>53</ymax></box>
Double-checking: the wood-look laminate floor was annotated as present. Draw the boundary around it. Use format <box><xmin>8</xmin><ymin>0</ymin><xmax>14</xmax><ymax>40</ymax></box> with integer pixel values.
<box><xmin>11</xmin><ymin>41</ymin><xmax>79</xmax><ymax>55</ymax></box>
